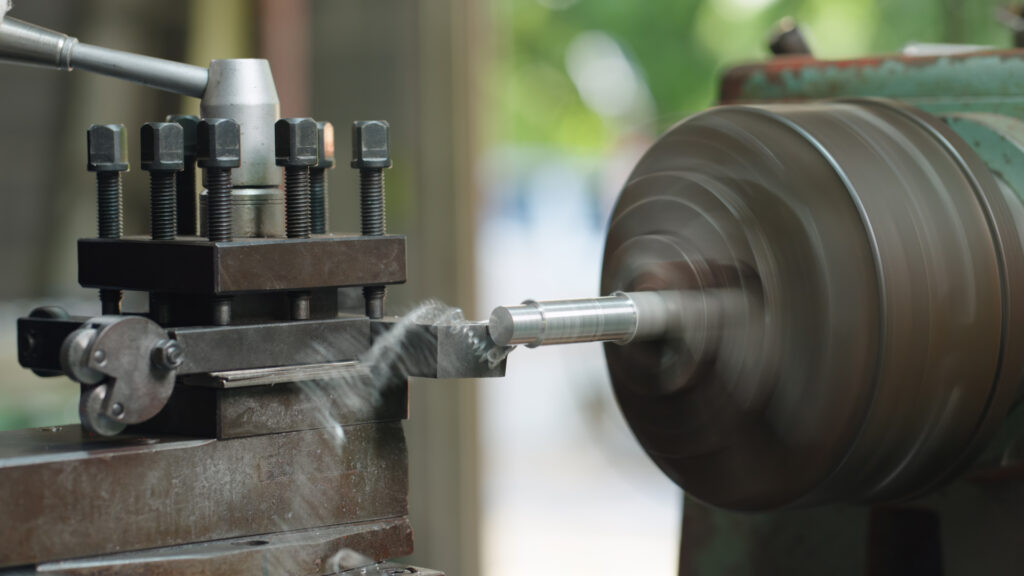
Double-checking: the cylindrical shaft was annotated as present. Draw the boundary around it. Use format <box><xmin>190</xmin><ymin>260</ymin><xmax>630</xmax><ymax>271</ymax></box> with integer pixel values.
<box><xmin>310</xmin><ymin>168</ymin><xmax>327</xmax><ymax>234</ymax></box>
<box><xmin>360</xmin><ymin>170</ymin><xmax>385</xmax><ymax>236</ymax></box>
<box><xmin>360</xmin><ymin>169</ymin><xmax>386</xmax><ymax>319</ymax></box>
<box><xmin>285</xmin><ymin>166</ymin><xmax>311</xmax><ymax>239</ymax></box>
<box><xmin>206</xmin><ymin>168</ymin><xmax>233</xmax><ymax>242</ymax></box>
<box><xmin>488</xmin><ymin>291</ymin><xmax>713</xmax><ymax>348</ymax></box>
<box><xmin>149</xmin><ymin>171</ymin><xmax>176</xmax><ymax>240</ymax></box>
<box><xmin>96</xmin><ymin>172</ymin><xmax>123</xmax><ymax>240</ymax></box>
<box><xmin>96</xmin><ymin>171</ymin><xmax>123</xmax><ymax>315</ymax></box>
<box><xmin>0</xmin><ymin>17</ymin><xmax>208</xmax><ymax>98</ymax></box>
<box><xmin>212</xmin><ymin>296</ymin><xmax>232</xmax><ymax>326</ymax></box>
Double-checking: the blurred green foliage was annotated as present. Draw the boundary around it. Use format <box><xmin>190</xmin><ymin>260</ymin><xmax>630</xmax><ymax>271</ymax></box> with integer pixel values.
<box><xmin>491</xmin><ymin>0</ymin><xmax>1015</xmax><ymax>153</ymax></box>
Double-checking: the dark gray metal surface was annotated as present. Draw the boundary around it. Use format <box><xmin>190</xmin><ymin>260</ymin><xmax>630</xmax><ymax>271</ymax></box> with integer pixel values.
<box><xmin>77</xmin><ymin>235</ymin><xmax>407</xmax><ymax>293</ymax></box>
<box><xmin>21</xmin><ymin>518</ymin><xmax>414</xmax><ymax>576</ymax></box>
<box><xmin>172</xmin><ymin>316</ymin><xmax>370</xmax><ymax>374</ymax></box>
<box><xmin>19</xmin><ymin>316</ymin><xmax>371</xmax><ymax>376</ymax></box>
<box><xmin>601</xmin><ymin>99</ymin><xmax>1024</xmax><ymax>510</ymax></box>
<box><xmin>137</xmin><ymin>376</ymin><xmax>409</xmax><ymax>439</ymax></box>
<box><xmin>0</xmin><ymin>422</ymin><xmax>408</xmax><ymax>568</ymax></box>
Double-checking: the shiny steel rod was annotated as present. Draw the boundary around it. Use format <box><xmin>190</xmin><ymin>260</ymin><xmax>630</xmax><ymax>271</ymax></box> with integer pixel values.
<box><xmin>0</xmin><ymin>16</ymin><xmax>208</xmax><ymax>98</ymax></box>
<box><xmin>488</xmin><ymin>291</ymin><xmax>714</xmax><ymax>348</ymax></box>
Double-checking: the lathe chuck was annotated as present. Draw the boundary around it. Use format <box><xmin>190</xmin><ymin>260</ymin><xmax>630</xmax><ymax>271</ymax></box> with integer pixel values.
<box><xmin>601</xmin><ymin>99</ymin><xmax>1024</xmax><ymax>510</ymax></box>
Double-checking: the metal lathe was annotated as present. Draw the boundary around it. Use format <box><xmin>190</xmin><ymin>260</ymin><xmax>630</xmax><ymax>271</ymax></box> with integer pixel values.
<box><xmin>5</xmin><ymin>4</ymin><xmax>1024</xmax><ymax>575</ymax></box>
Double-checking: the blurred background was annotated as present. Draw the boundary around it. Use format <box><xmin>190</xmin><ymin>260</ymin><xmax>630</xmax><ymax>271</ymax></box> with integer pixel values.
<box><xmin>0</xmin><ymin>0</ymin><xmax>1015</xmax><ymax>574</ymax></box>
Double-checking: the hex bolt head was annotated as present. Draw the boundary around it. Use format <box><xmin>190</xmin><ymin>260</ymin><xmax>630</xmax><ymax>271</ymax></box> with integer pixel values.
<box><xmin>166</xmin><ymin>114</ymin><xmax>200</xmax><ymax>158</ymax></box>
<box><xmin>315</xmin><ymin>121</ymin><xmax>335</xmax><ymax>169</ymax></box>
<box><xmin>151</xmin><ymin>339</ymin><xmax>184</xmax><ymax>371</ymax></box>
<box><xmin>87</xmin><ymin>124</ymin><xmax>130</xmax><ymax>172</ymax></box>
<box><xmin>350</xmin><ymin>120</ymin><xmax>391</xmax><ymax>169</ymax></box>
<box><xmin>275</xmin><ymin>118</ymin><xmax>319</xmax><ymax>167</ymax></box>
<box><xmin>141</xmin><ymin>122</ymin><xmax>185</xmax><ymax>172</ymax></box>
<box><xmin>197</xmin><ymin>118</ymin><xmax>241</xmax><ymax>169</ymax></box>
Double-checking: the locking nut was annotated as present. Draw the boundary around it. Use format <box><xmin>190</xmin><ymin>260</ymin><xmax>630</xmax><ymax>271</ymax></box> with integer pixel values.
<box><xmin>151</xmin><ymin>339</ymin><xmax>184</xmax><ymax>371</ymax></box>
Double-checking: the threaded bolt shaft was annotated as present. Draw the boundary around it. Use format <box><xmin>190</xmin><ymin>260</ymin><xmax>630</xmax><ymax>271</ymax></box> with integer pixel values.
<box><xmin>96</xmin><ymin>171</ymin><xmax>124</xmax><ymax>314</ymax></box>
<box><xmin>360</xmin><ymin>170</ymin><xmax>385</xmax><ymax>236</ymax></box>
<box><xmin>206</xmin><ymin>168</ymin><xmax>233</xmax><ymax>242</ymax></box>
<box><xmin>360</xmin><ymin>168</ymin><xmax>386</xmax><ymax>318</ymax></box>
<box><xmin>310</xmin><ymin>168</ymin><xmax>327</xmax><ymax>234</ymax></box>
<box><xmin>96</xmin><ymin>171</ymin><xmax>124</xmax><ymax>240</ymax></box>
<box><xmin>149</xmin><ymin>171</ymin><xmax>176</xmax><ymax>240</ymax></box>
<box><xmin>285</xmin><ymin>166</ymin><xmax>312</xmax><ymax>239</ymax></box>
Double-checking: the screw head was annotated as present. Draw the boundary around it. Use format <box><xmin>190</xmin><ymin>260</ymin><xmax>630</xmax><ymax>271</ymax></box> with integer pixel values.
<box><xmin>275</xmin><ymin>118</ymin><xmax>318</xmax><ymax>167</ymax></box>
<box><xmin>151</xmin><ymin>339</ymin><xmax>184</xmax><ymax>371</ymax></box>
<box><xmin>87</xmin><ymin>124</ymin><xmax>129</xmax><ymax>172</ymax></box>
<box><xmin>141</xmin><ymin>122</ymin><xmax>185</xmax><ymax>172</ymax></box>
<box><xmin>197</xmin><ymin>118</ymin><xmax>241</xmax><ymax>169</ymax></box>
<box><xmin>110</xmin><ymin>402</ymin><xmax>125</xmax><ymax>418</ymax></box>
<box><xmin>166</xmin><ymin>114</ymin><xmax>200</xmax><ymax>158</ymax></box>
<box><xmin>315</xmin><ymin>121</ymin><xmax>335</xmax><ymax>169</ymax></box>
<box><xmin>350</xmin><ymin>120</ymin><xmax>391</xmax><ymax>169</ymax></box>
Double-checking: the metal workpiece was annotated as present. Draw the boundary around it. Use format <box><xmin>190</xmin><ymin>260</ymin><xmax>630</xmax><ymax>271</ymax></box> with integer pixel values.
<box><xmin>311</xmin><ymin>121</ymin><xmax>335</xmax><ymax>234</ymax></box>
<box><xmin>353</xmin><ymin>120</ymin><xmax>392</xmax><ymax>319</ymax></box>
<box><xmin>0</xmin><ymin>422</ymin><xmax>409</xmax><ymax>568</ymax></box>
<box><xmin>59</xmin><ymin>316</ymin><xmax>180</xmax><ymax>436</ymax></box>
<box><xmin>141</xmin><ymin>122</ymin><xmax>184</xmax><ymax>241</ymax></box>
<box><xmin>602</xmin><ymin>99</ymin><xmax>1024</xmax><ymax>510</ymax></box>
<box><xmin>0</xmin><ymin>16</ymin><xmax>208</xmax><ymax>97</ymax></box>
<box><xmin>487</xmin><ymin>290</ymin><xmax>718</xmax><ymax>348</ymax></box>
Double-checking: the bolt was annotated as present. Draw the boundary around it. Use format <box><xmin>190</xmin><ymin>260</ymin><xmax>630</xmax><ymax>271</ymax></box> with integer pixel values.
<box><xmin>151</xmin><ymin>339</ymin><xmax>184</xmax><ymax>371</ymax></box>
<box><xmin>769</xmin><ymin>18</ymin><xmax>812</xmax><ymax>56</ymax></box>
<box><xmin>276</xmin><ymin>118</ymin><xmax>318</xmax><ymax>321</ymax></box>
<box><xmin>141</xmin><ymin>122</ymin><xmax>185</xmax><ymax>241</ymax></box>
<box><xmin>167</xmin><ymin>114</ymin><xmax>200</xmax><ymax>236</ymax></box>
<box><xmin>352</xmin><ymin>120</ymin><xmax>391</xmax><ymax>319</ymax></box>
<box><xmin>110</xmin><ymin>402</ymin><xmax>124</xmax><ymax>418</ymax></box>
<box><xmin>275</xmin><ymin>118</ymin><xmax>318</xmax><ymax>239</ymax></box>
<box><xmin>197</xmin><ymin>118</ymin><xmax>241</xmax><ymax>243</ymax></box>
<box><xmin>92</xmin><ymin>349</ymin><xmax>106</xmax><ymax>365</ymax></box>
<box><xmin>88</xmin><ymin>124</ymin><xmax>128</xmax><ymax>315</ymax></box>
<box><xmin>311</xmin><ymin>121</ymin><xmax>335</xmax><ymax>234</ymax></box>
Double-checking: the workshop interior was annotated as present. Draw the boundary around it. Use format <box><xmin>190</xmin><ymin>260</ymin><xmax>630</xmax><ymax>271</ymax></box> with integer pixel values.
<box><xmin>3</xmin><ymin>0</ymin><xmax>1024</xmax><ymax>574</ymax></box>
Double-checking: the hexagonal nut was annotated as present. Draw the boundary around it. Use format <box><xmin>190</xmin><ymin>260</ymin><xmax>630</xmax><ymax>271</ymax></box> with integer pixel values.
<box><xmin>350</xmin><ymin>120</ymin><xmax>391</xmax><ymax>169</ymax></box>
<box><xmin>197</xmin><ymin>118</ymin><xmax>241</xmax><ymax>169</ymax></box>
<box><xmin>87</xmin><ymin>124</ymin><xmax>129</xmax><ymax>172</ymax></box>
<box><xmin>166</xmin><ymin>114</ymin><xmax>200</xmax><ymax>157</ymax></box>
<box><xmin>316</xmin><ymin>120</ymin><xmax>335</xmax><ymax>169</ymax></box>
<box><xmin>275</xmin><ymin>118</ymin><xmax>318</xmax><ymax>167</ymax></box>
<box><xmin>151</xmin><ymin>338</ymin><xmax>184</xmax><ymax>371</ymax></box>
<box><xmin>141</xmin><ymin>122</ymin><xmax>185</xmax><ymax>172</ymax></box>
